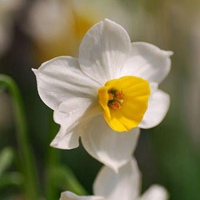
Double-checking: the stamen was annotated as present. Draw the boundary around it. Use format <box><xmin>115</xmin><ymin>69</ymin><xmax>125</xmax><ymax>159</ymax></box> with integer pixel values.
<box><xmin>108</xmin><ymin>89</ymin><xmax>124</xmax><ymax>110</ymax></box>
<box><xmin>109</xmin><ymin>100</ymin><xmax>121</xmax><ymax>109</ymax></box>
<box><xmin>116</xmin><ymin>91</ymin><xmax>123</xmax><ymax>99</ymax></box>
<box><xmin>108</xmin><ymin>93</ymin><xmax>114</xmax><ymax>100</ymax></box>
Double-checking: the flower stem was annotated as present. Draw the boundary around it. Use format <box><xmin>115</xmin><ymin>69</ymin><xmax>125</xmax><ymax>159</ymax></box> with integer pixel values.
<box><xmin>0</xmin><ymin>74</ymin><xmax>39</xmax><ymax>200</ymax></box>
<box><xmin>45</xmin><ymin>113</ymin><xmax>60</xmax><ymax>200</ymax></box>
<box><xmin>45</xmin><ymin>113</ymin><xmax>87</xmax><ymax>199</ymax></box>
<box><xmin>59</xmin><ymin>165</ymin><xmax>88</xmax><ymax>195</ymax></box>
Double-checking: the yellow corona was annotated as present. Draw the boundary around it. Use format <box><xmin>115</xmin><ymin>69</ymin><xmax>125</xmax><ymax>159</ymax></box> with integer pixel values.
<box><xmin>98</xmin><ymin>76</ymin><xmax>150</xmax><ymax>132</ymax></box>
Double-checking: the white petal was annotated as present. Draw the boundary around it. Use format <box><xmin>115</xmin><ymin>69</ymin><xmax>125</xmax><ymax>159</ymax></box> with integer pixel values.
<box><xmin>33</xmin><ymin>56</ymin><xmax>99</xmax><ymax>110</ymax></box>
<box><xmin>139</xmin><ymin>90</ymin><xmax>170</xmax><ymax>129</ymax></box>
<box><xmin>122</xmin><ymin>42</ymin><xmax>173</xmax><ymax>84</ymax></box>
<box><xmin>139</xmin><ymin>185</ymin><xmax>169</xmax><ymax>200</ymax></box>
<box><xmin>79</xmin><ymin>18</ymin><xmax>131</xmax><ymax>85</ymax></box>
<box><xmin>50</xmin><ymin>123</ymin><xmax>79</xmax><ymax>150</ymax></box>
<box><xmin>60</xmin><ymin>191</ymin><xmax>104</xmax><ymax>200</ymax></box>
<box><xmin>93</xmin><ymin>158</ymin><xmax>141</xmax><ymax>200</ymax></box>
<box><xmin>149</xmin><ymin>82</ymin><xmax>158</xmax><ymax>94</ymax></box>
<box><xmin>81</xmin><ymin>115</ymin><xmax>140</xmax><ymax>172</ymax></box>
<box><xmin>50</xmin><ymin>98</ymin><xmax>95</xmax><ymax>149</ymax></box>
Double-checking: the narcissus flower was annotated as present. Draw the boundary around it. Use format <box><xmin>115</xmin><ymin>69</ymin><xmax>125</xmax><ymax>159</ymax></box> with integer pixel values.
<box><xmin>33</xmin><ymin>19</ymin><xmax>172</xmax><ymax>171</ymax></box>
<box><xmin>60</xmin><ymin>158</ymin><xmax>169</xmax><ymax>200</ymax></box>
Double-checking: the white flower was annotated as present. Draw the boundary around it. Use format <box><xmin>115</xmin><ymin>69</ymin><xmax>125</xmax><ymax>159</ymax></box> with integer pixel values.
<box><xmin>25</xmin><ymin>0</ymin><xmax>72</xmax><ymax>43</ymax></box>
<box><xmin>59</xmin><ymin>158</ymin><xmax>169</xmax><ymax>200</ymax></box>
<box><xmin>33</xmin><ymin>19</ymin><xmax>172</xmax><ymax>171</ymax></box>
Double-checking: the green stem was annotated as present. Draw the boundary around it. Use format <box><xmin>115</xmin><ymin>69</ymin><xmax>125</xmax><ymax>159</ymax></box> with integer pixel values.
<box><xmin>45</xmin><ymin>113</ymin><xmax>59</xmax><ymax>200</ymax></box>
<box><xmin>45</xmin><ymin>113</ymin><xmax>87</xmax><ymax>199</ymax></box>
<box><xmin>0</xmin><ymin>74</ymin><xmax>39</xmax><ymax>200</ymax></box>
<box><xmin>60</xmin><ymin>165</ymin><xmax>88</xmax><ymax>195</ymax></box>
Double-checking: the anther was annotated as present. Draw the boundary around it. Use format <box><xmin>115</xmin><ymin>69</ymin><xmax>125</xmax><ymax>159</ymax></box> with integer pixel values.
<box><xmin>108</xmin><ymin>89</ymin><xmax>124</xmax><ymax>110</ymax></box>
<box><xmin>116</xmin><ymin>91</ymin><xmax>123</xmax><ymax>99</ymax></box>
<box><xmin>108</xmin><ymin>93</ymin><xmax>114</xmax><ymax>100</ymax></box>
<box><xmin>109</xmin><ymin>101</ymin><xmax>121</xmax><ymax>109</ymax></box>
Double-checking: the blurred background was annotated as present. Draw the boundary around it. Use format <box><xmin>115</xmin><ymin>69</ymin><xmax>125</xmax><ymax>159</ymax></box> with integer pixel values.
<box><xmin>0</xmin><ymin>0</ymin><xmax>200</xmax><ymax>199</ymax></box>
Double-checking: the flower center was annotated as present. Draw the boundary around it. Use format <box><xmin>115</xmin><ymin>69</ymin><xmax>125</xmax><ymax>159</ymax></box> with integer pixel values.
<box><xmin>108</xmin><ymin>89</ymin><xmax>124</xmax><ymax>110</ymax></box>
<box><xmin>98</xmin><ymin>76</ymin><xmax>150</xmax><ymax>132</ymax></box>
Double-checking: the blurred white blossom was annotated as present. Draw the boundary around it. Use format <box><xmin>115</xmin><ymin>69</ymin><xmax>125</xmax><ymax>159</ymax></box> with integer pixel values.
<box><xmin>25</xmin><ymin>0</ymin><xmax>134</xmax><ymax>61</ymax></box>
<box><xmin>60</xmin><ymin>158</ymin><xmax>168</xmax><ymax>200</ymax></box>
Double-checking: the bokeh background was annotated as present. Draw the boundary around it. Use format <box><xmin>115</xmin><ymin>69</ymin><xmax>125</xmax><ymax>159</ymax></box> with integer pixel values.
<box><xmin>0</xmin><ymin>0</ymin><xmax>200</xmax><ymax>199</ymax></box>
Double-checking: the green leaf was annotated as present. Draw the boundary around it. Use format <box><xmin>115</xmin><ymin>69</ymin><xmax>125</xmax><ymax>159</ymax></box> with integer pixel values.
<box><xmin>0</xmin><ymin>172</ymin><xmax>23</xmax><ymax>189</ymax></box>
<box><xmin>49</xmin><ymin>165</ymin><xmax>88</xmax><ymax>196</ymax></box>
<box><xmin>0</xmin><ymin>147</ymin><xmax>14</xmax><ymax>176</ymax></box>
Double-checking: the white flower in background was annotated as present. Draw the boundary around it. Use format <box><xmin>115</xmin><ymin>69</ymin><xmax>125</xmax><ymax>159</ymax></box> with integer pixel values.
<box><xmin>60</xmin><ymin>158</ymin><xmax>169</xmax><ymax>200</ymax></box>
<box><xmin>33</xmin><ymin>19</ymin><xmax>172</xmax><ymax>171</ymax></box>
<box><xmin>25</xmin><ymin>0</ymin><xmax>72</xmax><ymax>43</ymax></box>
<box><xmin>25</xmin><ymin>0</ymin><xmax>134</xmax><ymax>61</ymax></box>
